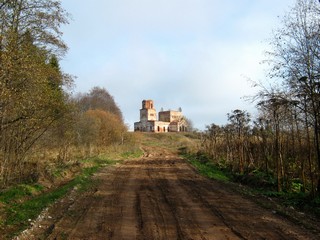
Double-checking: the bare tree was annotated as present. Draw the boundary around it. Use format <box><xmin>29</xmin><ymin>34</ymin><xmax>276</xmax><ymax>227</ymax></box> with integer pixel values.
<box><xmin>265</xmin><ymin>0</ymin><xmax>320</xmax><ymax>194</ymax></box>
<box><xmin>227</xmin><ymin>109</ymin><xmax>251</xmax><ymax>174</ymax></box>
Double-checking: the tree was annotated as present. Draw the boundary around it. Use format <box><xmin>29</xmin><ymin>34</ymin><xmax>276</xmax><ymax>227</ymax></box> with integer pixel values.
<box><xmin>257</xmin><ymin>92</ymin><xmax>292</xmax><ymax>192</ymax></box>
<box><xmin>0</xmin><ymin>0</ymin><xmax>70</xmax><ymax>186</ymax></box>
<box><xmin>265</xmin><ymin>0</ymin><xmax>320</xmax><ymax>194</ymax></box>
<box><xmin>81</xmin><ymin>110</ymin><xmax>127</xmax><ymax>147</ymax></box>
<box><xmin>227</xmin><ymin>109</ymin><xmax>251</xmax><ymax>174</ymax></box>
<box><xmin>75</xmin><ymin>87</ymin><xmax>123</xmax><ymax>121</ymax></box>
<box><xmin>253</xmin><ymin>116</ymin><xmax>272</xmax><ymax>175</ymax></box>
<box><xmin>204</xmin><ymin>123</ymin><xmax>223</xmax><ymax>160</ymax></box>
<box><xmin>0</xmin><ymin>0</ymin><xmax>69</xmax><ymax>55</ymax></box>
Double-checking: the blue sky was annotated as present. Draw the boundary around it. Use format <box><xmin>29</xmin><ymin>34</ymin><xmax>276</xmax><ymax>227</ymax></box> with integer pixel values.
<box><xmin>60</xmin><ymin>0</ymin><xmax>295</xmax><ymax>130</ymax></box>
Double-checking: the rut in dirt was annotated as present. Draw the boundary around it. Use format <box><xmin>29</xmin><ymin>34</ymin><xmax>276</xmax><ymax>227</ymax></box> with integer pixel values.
<box><xmin>17</xmin><ymin>146</ymin><xmax>318</xmax><ymax>240</ymax></box>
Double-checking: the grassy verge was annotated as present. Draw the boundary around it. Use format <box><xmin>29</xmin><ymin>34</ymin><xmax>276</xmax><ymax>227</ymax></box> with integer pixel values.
<box><xmin>0</xmin><ymin>156</ymin><xmax>119</xmax><ymax>239</ymax></box>
<box><xmin>256</xmin><ymin>190</ymin><xmax>320</xmax><ymax>217</ymax></box>
<box><xmin>182</xmin><ymin>153</ymin><xmax>230</xmax><ymax>182</ymax></box>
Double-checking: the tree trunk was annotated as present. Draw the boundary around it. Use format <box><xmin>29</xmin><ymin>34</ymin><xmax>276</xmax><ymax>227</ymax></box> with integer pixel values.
<box><xmin>272</xmin><ymin>108</ymin><xmax>282</xmax><ymax>192</ymax></box>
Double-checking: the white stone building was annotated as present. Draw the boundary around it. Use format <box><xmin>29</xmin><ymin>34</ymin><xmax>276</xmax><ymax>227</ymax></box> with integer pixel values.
<box><xmin>134</xmin><ymin>100</ymin><xmax>189</xmax><ymax>132</ymax></box>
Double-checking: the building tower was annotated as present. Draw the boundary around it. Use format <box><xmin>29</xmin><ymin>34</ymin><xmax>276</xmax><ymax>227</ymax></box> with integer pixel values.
<box><xmin>140</xmin><ymin>100</ymin><xmax>157</xmax><ymax>122</ymax></box>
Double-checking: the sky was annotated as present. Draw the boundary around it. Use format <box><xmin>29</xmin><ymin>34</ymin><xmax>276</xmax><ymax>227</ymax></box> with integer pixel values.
<box><xmin>60</xmin><ymin>0</ymin><xmax>295</xmax><ymax>130</ymax></box>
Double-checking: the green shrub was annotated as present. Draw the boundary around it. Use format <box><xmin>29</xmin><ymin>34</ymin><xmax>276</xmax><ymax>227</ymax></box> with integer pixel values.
<box><xmin>183</xmin><ymin>153</ymin><xmax>230</xmax><ymax>182</ymax></box>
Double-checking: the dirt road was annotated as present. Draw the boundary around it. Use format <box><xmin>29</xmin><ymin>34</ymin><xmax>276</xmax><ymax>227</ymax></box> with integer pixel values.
<box><xmin>17</xmin><ymin>146</ymin><xmax>318</xmax><ymax>239</ymax></box>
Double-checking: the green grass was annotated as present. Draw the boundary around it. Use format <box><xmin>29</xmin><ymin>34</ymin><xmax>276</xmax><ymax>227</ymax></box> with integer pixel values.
<box><xmin>5</xmin><ymin>183</ymin><xmax>71</xmax><ymax>226</ymax></box>
<box><xmin>183</xmin><ymin>153</ymin><xmax>230</xmax><ymax>182</ymax></box>
<box><xmin>121</xmin><ymin>148</ymin><xmax>144</xmax><ymax>158</ymax></box>
<box><xmin>0</xmin><ymin>184</ymin><xmax>44</xmax><ymax>204</ymax></box>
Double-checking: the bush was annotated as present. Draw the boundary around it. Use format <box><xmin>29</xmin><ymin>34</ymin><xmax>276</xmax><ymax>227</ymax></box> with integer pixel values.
<box><xmin>232</xmin><ymin>170</ymin><xmax>277</xmax><ymax>190</ymax></box>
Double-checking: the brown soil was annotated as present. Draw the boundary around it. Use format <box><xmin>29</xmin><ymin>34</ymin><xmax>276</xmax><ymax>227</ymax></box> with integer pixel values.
<box><xmin>16</xmin><ymin>146</ymin><xmax>319</xmax><ymax>240</ymax></box>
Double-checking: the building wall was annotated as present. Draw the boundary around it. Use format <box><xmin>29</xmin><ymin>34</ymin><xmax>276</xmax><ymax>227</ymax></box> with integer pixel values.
<box><xmin>142</xmin><ymin>100</ymin><xmax>154</xmax><ymax>109</ymax></box>
<box><xmin>140</xmin><ymin>99</ymin><xmax>156</xmax><ymax>122</ymax></box>
<box><xmin>154</xmin><ymin>121</ymin><xmax>170</xmax><ymax>132</ymax></box>
<box><xmin>134</xmin><ymin>121</ymin><xmax>141</xmax><ymax>131</ymax></box>
<box><xmin>134</xmin><ymin>120</ymin><xmax>156</xmax><ymax>132</ymax></box>
<box><xmin>140</xmin><ymin>108</ymin><xmax>157</xmax><ymax>122</ymax></box>
<box><xmin>159</xmin><ymin>110</ymin><xmax>182</xmax><ymax>122</ymax></box>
